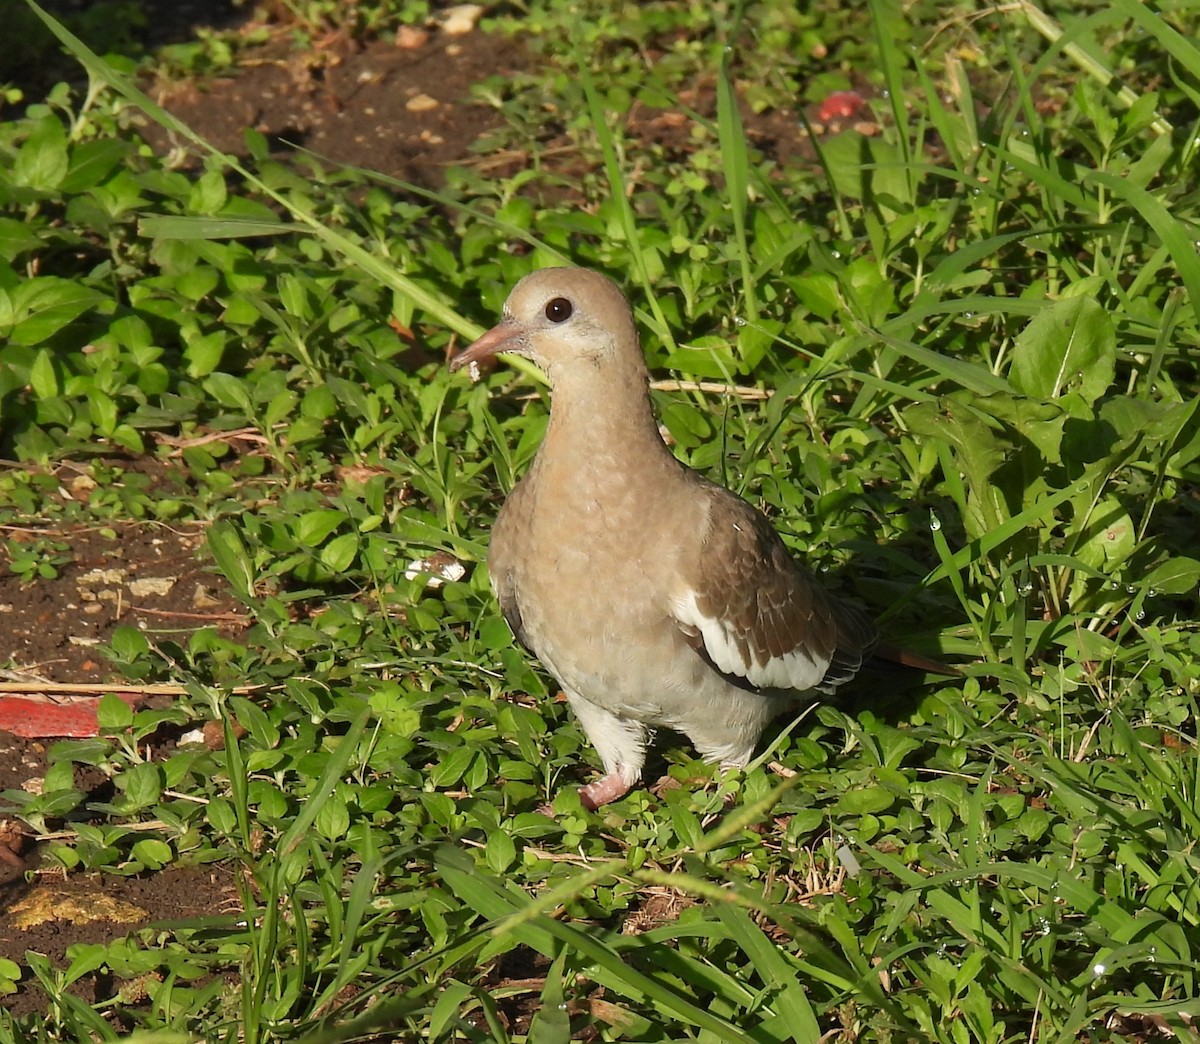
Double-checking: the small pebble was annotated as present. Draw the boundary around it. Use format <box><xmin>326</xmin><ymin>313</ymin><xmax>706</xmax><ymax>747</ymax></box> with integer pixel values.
<box><xmin>441</xmin><ymin>3</ymin><xmax>483</xmax><ymax>35</ymax></box>
<box><xmin>406</xmin><ymin>93</ymin><xmax>439</xmax><ymax>113</ymax></box>
<box><xmin>395</xmin><ymin>25</ymin><xmax>429</xmax><ymax>49</ymax></box>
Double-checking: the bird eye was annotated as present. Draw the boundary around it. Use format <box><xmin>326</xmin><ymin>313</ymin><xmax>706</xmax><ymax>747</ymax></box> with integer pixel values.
<box><xmin>544</xmin><ymin>297</ymin><xmax>573</xmax><ymax>322</ymax></box>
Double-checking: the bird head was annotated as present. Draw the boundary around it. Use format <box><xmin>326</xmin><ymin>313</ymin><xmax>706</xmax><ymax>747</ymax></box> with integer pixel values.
<box><xmin>450</xmin><ymin>267</ymin><xmax>642</xmax><ymax>382</ymax></box>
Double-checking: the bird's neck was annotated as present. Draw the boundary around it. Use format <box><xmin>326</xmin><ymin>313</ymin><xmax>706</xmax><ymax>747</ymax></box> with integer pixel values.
<box><xmin>541</xmin><ymin>363</ymin><xmax>675</xmax><ymax>470</ymax></box>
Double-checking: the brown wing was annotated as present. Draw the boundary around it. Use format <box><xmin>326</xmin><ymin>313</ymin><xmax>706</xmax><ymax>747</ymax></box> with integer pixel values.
<box><xmin>671</xmin><ymin>483</ymin><xmax>877</xmax><ymax>695</ymax></box>
<box><xmin>486</xmin><ymin>478</ymin><xmax>534</xmax><ymax>651</ymax></box>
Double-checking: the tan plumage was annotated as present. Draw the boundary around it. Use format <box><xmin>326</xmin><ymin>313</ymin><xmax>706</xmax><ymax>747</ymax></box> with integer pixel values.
<box><xmin>452</xmin><ymin>268</ymin><xmax>881</xmax><ymax>809</ymax></box>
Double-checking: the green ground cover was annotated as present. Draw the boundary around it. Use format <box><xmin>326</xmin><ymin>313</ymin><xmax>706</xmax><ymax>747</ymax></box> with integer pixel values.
<box><xmin>2</xmin><ymin>0</ymin><xmax>1199</xmax><ymax>1039</ymax></box>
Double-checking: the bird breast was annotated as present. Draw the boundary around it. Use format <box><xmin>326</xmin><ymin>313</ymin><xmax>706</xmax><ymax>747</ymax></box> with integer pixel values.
<box><xmin>488</xmin><ymin>448</ymin><xmax>708</xmax><ymax>718</ymax></box>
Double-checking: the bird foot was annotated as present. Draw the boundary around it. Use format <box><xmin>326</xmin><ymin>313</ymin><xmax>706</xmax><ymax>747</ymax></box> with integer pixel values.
<box><xmin>578</xmin><ymin>772</ymin><xmax>633</xmax><ymax>810</ymax></box>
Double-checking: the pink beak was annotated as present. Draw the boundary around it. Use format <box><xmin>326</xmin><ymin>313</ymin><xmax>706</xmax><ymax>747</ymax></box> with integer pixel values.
<box><xmin>449</xmin><ymin>319</ymin><xmax>524</xmax><ymax>373</ymax></box>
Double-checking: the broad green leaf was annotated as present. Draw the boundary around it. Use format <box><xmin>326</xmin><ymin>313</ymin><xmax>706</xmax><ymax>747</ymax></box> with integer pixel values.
<box><xmin>315</xmin><ymin>797</ymin><xmax>351</xmax><ymax>840</ymax></box>
<box><xmin>184</xmin><ymin>330</ymin><xmax>227</xmax><ymax>377</ymax></box>
<box><xmin>131</xmin><ymin>838</ymin><xmax>173</xmax><ymax>869</ymax></box>
<box><xmin>295</xmin><ymin>509</ymin><xmax>347</xmax><ymax>546</ymax></box>
<box><xmin>13</xmin><ymin>115</ymin><xmax>69</xmax><ymax>192</ymax></box>
<box><xmin>791</xmin><ymin>272</ymin><xmax>841</xmax><ymax>319</ymax></box>
<box><xmin>664</xmin><ymin>336</ymin><xmax>739</xmax><ymax>380</ymax></box>
<box><xmin>1010</xmin><ymin>295</ymin><xmax>1116</xmax><ymax>404</ymax></box>
<box><xmin>485</xmin><ymin>830</ymin><xmax>517</xmax><ymax>874</ymax></box>
<box><xmin>321</xmin><ymin>533</ymin><xmax>359</xmax><ymax>572</ymax></box>
<box><xmin>188</xmin><ymin>169</ymin><xmax>229</xmax><ymax>215</ymax></box>
<box><xmin>430</xmin><ymin>746</ymin><xmax>476</xmax><ymax>788</ymax></box>
<box><xmin>122</xmin><ymin>761</ymin><xmax>163</xmax><ymax>808</ymax></box>
<box><xmin>7</xmin><ymin>277</ymin><xmax>107</xmax><ymax>345</ymax></box>
<box><xmin>1143</xmin><ymin>556</ymin><xmax>1200</xmax><ymax>595</ymax></box>
<box><xmin>206</xmin><ymin>521</ymin><xmax>256</xmax><ymax>601</ymax></box>
<box><xmin>175</xmin><ymin>266</ymin><xmax>221</xmax><ymax>302</ymax></box>
<box><xmin>0</xmin><ymin>216</ymin><xmax>43</xmax><ymax>259</ymax></box>
<box><xmin>369</xmin><ymin>686</ymin><xmax>421</xmax><ymax>738</ymax></box>
<box><xmin>1073</xmin><ymin>497</ymin><xmax>1135</xmax><ymax>571</ymax></box>
<box><xmin>60</xmin><ymin>137</ymin><xmax>132</xmax><ymax>192</ymax></box>
<box><xmin>202</xmin><ymin>372</ymin><xmax>254</xmax><ymax>411</ymax></box>
<box><xmin>97</xmin><ymin>692</ymin><xmax>134</xmax><ymax>729</ymax></box>
<box><xmin>88</xmin><ymin>391</ymin><xmax>118</xmax><ymax>435</ymax></box>
<box><xmin>905</xmin><ymin>398</ymin><xmax>1009</xmax><ymax>536</ymax></box>
<box><xmin>29</xmin><ymin>349</ymin><xmax>58</xmax><ymax>399</ymax></box>
<box><xmin>835</xmin><ymin>786</ymin><xmax>896</xmax><ymax>816</ymax></box>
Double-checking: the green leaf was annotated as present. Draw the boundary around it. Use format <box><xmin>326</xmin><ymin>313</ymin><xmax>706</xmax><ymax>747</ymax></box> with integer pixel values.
<box><xmin>175</xmin><ymin>266</ymin><xmax>221</xmax><ymax>302</ymax></box>
<box><xmin>0</xmin><ymin>217</ymin><xmax>43</xmax><ymax>260</ymax></box>
<box><xmin>905</xmin><ymin>398</ymin><xmax>1009</xmax><ymax>536</ymax></box>
<box><xmin>88</xmin><ymin>391</ymin><xmax>118</xmax><ymax>436</ymax></box>
<box><xmin>277</xmin><ymin>705</ymin><xmax>370</xmax><ymax>857</ymax></box>
<box><xmin>122</xmin><ymin>761</ymin><xmax>163</xmax><ymax>808</ymax></box>
<box><xmin>184</xmin><ymin>330</ymin><xmax>227</xmax><ymax>378</ymax></box>
<box><xmin>206</xmin><ymin>521</ymin><xmax>255</xmax><ymax>601</ymax></box>
<box><xmin>0</xmin><ymin>956</ymin><xmax>21</xmax><ymax>995</ymax></box>
<box><xmin>203</xmin><ymin>372</ymin><xmax>254</xmax><ymax>412</ymax></box>
<box><xmin>110</xmin><ymin>626</ymin><xmax>150</xmax><ymax>662</ymax></box>
<box><xmin>429</xmin><ymin>746</ymin><xmax>476</xmax><ymax>788</ymax></box>
<box><xmin>232</xmin><ymin>696</ymin><xmax>278</xmax><ymax>750</ymax></box>
<box><xmin>206</xmin><ymin>796</ymin><xmax>237</xmax><ymax>836</ymax></box>
<box><xmin>1073</xmin><ymin>497</ymin><xmax>1135</xmax><ymax>571</ymax></box>
<box><xmin>60</xmin><ymin>137</ymin><xmax>132</xmax><ymax>192</ymax></box>
<box><xmin>131</xmin><ymin>838</ymin><xmax>173</xmax><ymax>869</ymax></box>
<box><xmin>1143</xmin><ymin>556</ymin><xmax>1200</xmax><ymax>595</ymax></box>
<box><xmin>428</xmin><ymin>980</ymin><xmax>474</xmax><ymax>1040</ymax></box>
<box><xmin>315</xmin><ymin>797</ymin><xmax>350</xmax><ymax>840</ymax></box>
<box><xmin>97</xmin><ymin>692</ymin><xmax>134</xmax><ymax>730</ymax></box>
<box><xmin>295</xmin><ymin>509</ymin><xmax>347</xmax><ymax>546</ymax></box>
<box><xmin>279</xmin><ymin>274</ymin><xmax>312</xmax><ymax>320</ymax></box>
<box><xmin>188</xmin><ymin>169</ymin><xmax>229</xmax><ymax>215</ymax></box>
<box><xmin>664</xmin><ymin>336</ymin><xmax>739</xmax><ymax>380</ymax></box>
<box><xmin>139</xmin><ymin>214</ymin><xmax>296</xmax><ymax>239</ymax></box>
<box><xmin>835</xmin><ymin>786</ymin><xmax>896</xmax><ymax>815</ymax></box>
<box><xmin>485</xmin><ymin>830</ymin><xmax>517</xmax><ymax>874</ymax></box>
<box><xmin>29</xmin><ymin>349</ymin><xmax>59</xmax><ymax>399</ymax></box>
<box><xmin>13</xmin><ymin>116</ymin><xmax>69</xmax><ymax>191</ymax></box>
<box><xmin>715</xmin><ymin>905</ymin><xmax>821</xmax><ymax>1041</ymax></box>
<box><xmin>369</xmin><ymin>685</ymin><xmax>421</xmax><ymax>738</ymax></box>
<box><xmin>7</xmin><ymin>278</ymin><xmax>107</xmax><ymax>345</ymax></box>
<box><xmin>1010</xmin><ymin>296</ymin><xmax>1116</xmax><ymax>404</ymax></box>
<box><xmin>1088</xmin><ymin>172</ymin><xmax>1200</xmax><ymax>323</ymax></box>
<box><xmin>320</xmin><ymin>532</ymin><xmax>359</xmax><ymax>572</ymax></box>
<box><xmin>527</xmin><ymin>950</ymin><xmax>571</xmax><ymax>1044</ymax></box>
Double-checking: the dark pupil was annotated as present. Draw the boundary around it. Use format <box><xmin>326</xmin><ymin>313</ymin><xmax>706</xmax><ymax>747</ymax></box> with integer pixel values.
<box><xmin>545</xmin><ymin>297</ymin><xmax>572</xmax><ymax>322</ymax></box>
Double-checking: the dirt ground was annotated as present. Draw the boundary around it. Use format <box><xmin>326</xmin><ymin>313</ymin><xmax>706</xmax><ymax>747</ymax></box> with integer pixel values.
<box><xmin>0</xmin><ymin>508</ymin><xmax>249</xmax><ymax>1017</ymax></box>
<box><xmin>140</xmin><ymin>11</ymin><xmax>525</xmax><ymax>188</ymax></box>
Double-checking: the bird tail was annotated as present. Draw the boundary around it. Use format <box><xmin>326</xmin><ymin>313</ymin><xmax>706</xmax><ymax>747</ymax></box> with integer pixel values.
<box><xmin>871</xmin><ymin>643</ymin><xmax>961</xmax><ymax>676</ymax></box>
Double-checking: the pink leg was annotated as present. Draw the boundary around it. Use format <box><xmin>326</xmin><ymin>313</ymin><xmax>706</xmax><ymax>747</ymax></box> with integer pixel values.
<box><xmin>578</xmin><ymin>771</ymin><xmax>634</xmax><ymax>810</ymax></box>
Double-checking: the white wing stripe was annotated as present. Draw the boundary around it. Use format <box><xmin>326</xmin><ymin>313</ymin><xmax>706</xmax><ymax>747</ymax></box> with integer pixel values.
<box><xmin>672</xmin><ymin>590</ymin><xmax>829</xmax><ymax>692</ymax></box>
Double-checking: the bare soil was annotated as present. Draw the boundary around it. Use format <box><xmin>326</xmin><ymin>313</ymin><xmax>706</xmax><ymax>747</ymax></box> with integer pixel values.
<box><xmin>0</xmin><ymin>861</ymin><xmax>238</xmax><ymax>1020</ymax></box>
<box><xmin>140</xmin><ymin>17</ymin><xmax>523</xmax><ymax>188</ymax></box>
<box><xmin>0</xmin><ymin>512</ymin><xmax>247</xmax><ymax>1017</ymax></box>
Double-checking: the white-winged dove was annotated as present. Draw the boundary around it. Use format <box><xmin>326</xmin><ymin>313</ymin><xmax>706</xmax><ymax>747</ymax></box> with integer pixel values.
<box><xmin>453</xmin><ymin>268</ymin><xmax>935</xmax><ymax>809</ymax></box>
